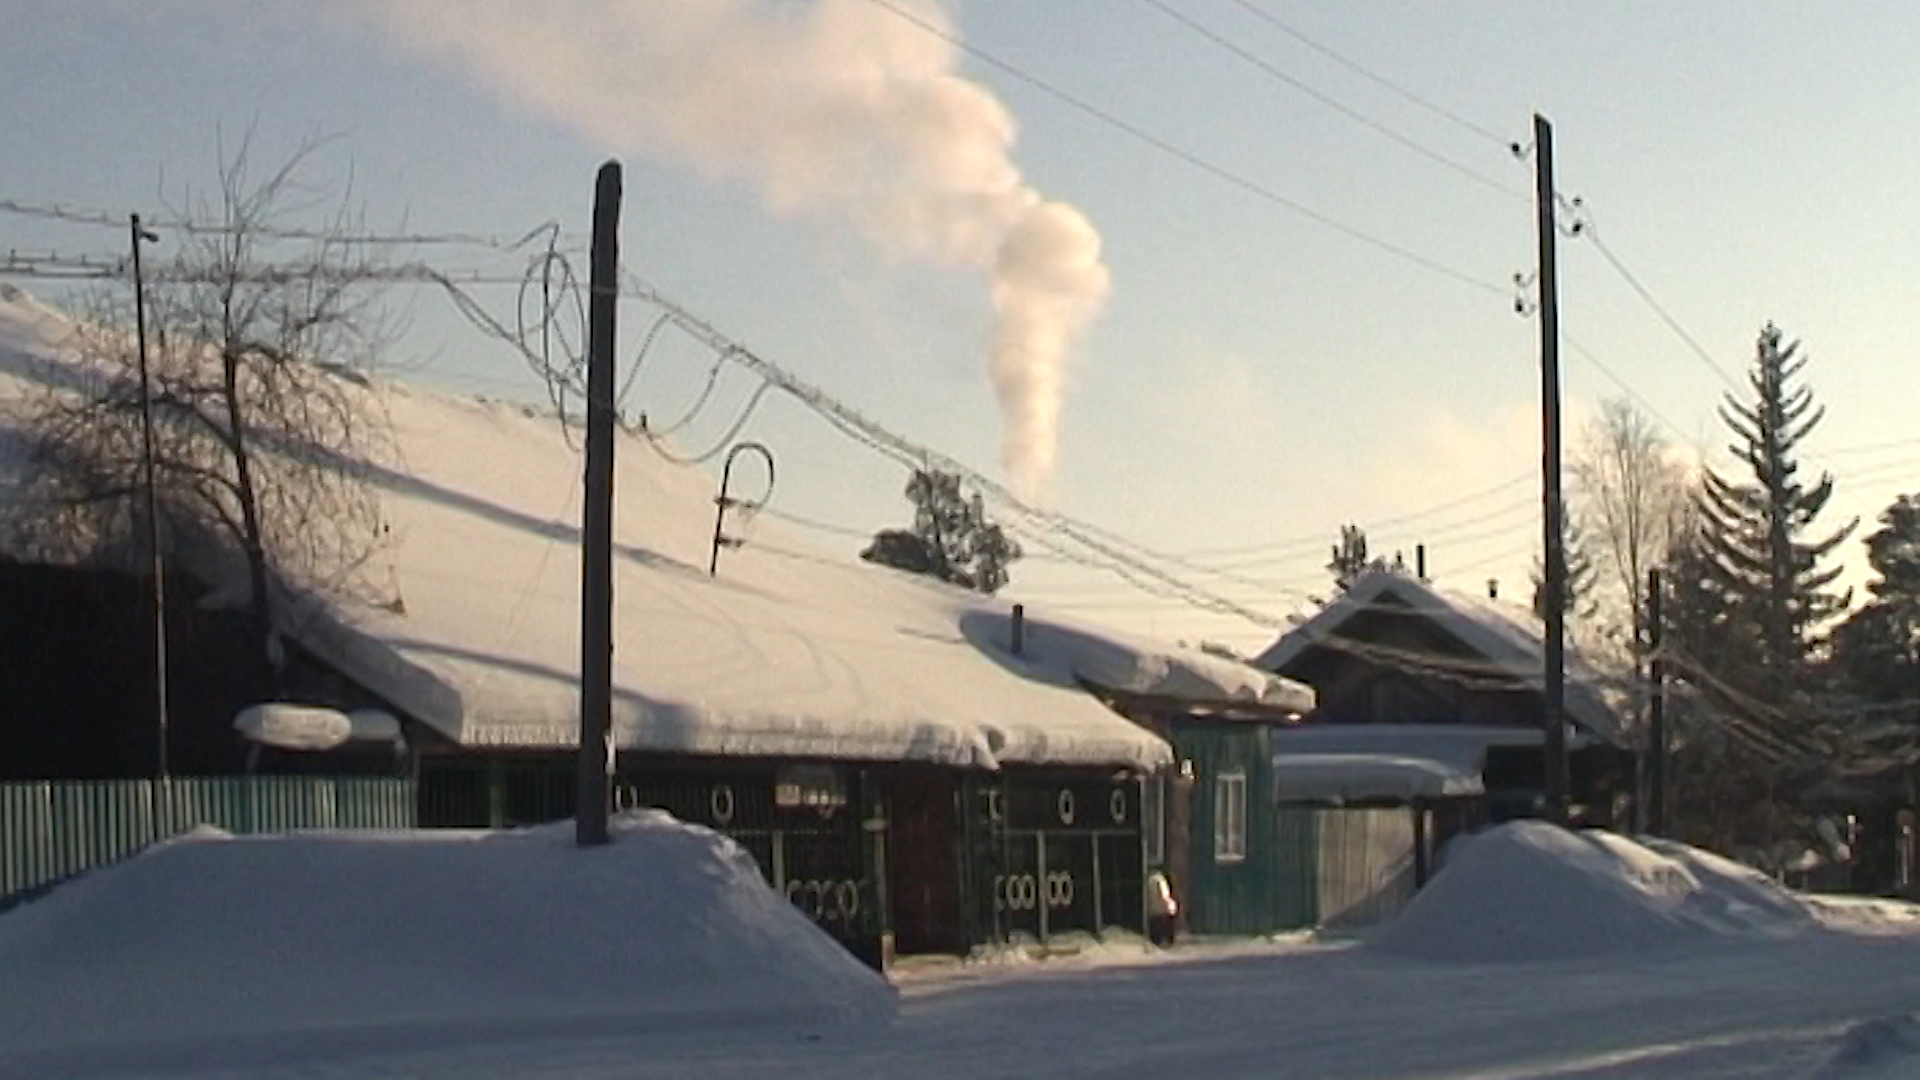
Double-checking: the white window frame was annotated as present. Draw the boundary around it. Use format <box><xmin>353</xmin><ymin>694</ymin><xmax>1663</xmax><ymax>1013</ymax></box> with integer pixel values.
<box><xmin>1214</xmin><ymin>770</ymin><xmax>1247</xmax><ymax>864</ymax></box>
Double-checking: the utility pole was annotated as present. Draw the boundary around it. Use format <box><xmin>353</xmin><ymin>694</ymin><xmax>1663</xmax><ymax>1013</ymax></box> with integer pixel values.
<box><xmin>1647</xmin><ymin>567</ymin><xmax>1668</xmax><ymax>835</ymax></box>
<box><xmin>577</xmin><ymin>162</ymin><xmax>621</xmax><ymax>848</ymax></box>
<box><xmin>1533</xmin><ymin>114</ymin><xmax>1570</xmax><ymax>825</ymax></box>
<box><xmin>130</xmin><ymin>214</ymin><xmax>168</xmax><ymax>786</ymax></box>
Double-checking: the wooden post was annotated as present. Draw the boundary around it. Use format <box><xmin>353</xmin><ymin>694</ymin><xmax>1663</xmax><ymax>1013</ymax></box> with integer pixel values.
<box><xmin>1648</xmin><ymin>568</ymin><xmax>1668</xmax><ymax>836</ymax></box>
<box><xmin>1534</xmin><ymin>114</ymin><xmax>1570</xmax><ymax>826</ymax></box>
<box><xmin>577</xmin><ymin>162</ymin><xmax>622</xmax><ymax>847</ymax></box>
<box><xmin>129</xmin><ymin>215</ymin><xmax>167</xmax><ymax>786</ymax></box>
<box><xmin>1412</xmin><ymin>801</ymin><xmax>1430</xmax><ymax>887</ymax></box>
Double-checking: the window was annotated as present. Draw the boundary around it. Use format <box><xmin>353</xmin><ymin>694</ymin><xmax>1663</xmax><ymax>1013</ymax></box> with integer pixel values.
<box><xmin>1214</xmin><ymin>771</ymin><xmax>1247</xmax><ymax>864</ymax></box>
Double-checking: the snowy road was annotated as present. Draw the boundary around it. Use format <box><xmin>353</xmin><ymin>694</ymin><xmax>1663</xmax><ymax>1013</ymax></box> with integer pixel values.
<box><xmin>94</xmin><ymin>934</ymin><xmax>1920</xmax><ymax>1080</ymax></box>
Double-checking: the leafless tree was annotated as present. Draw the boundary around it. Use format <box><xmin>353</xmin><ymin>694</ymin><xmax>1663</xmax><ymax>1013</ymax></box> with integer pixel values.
<box><xmin>1570</xmin><ymin>398</ymin><xmax>1693</xmax><ymax>671</ymax></box>
<box><xmin>10</xmin><ymin>138</ymin><xmax>396</xmax><ymax>689</ymax></box>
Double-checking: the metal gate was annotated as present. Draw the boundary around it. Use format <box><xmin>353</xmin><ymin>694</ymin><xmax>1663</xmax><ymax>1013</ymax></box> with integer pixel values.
<box><xmin>967</xmin><ymin>771</ymin><xmax>1144</xmax><ymax>945</ymax></box>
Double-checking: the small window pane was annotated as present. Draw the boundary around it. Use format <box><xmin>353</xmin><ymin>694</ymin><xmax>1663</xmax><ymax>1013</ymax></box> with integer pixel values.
<box><xmin>1214</xmin><ymin>771</ymin><xmax>1247</xmax><ymax>864</ymax></box>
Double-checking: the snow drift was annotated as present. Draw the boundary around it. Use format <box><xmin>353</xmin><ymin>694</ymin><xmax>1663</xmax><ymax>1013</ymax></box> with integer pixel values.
<box><xmin>0</xmin><ymin>811</ymin><xmax>894</xmax><ymax>1066</ymax></box>
<box><xmin>1371</xmin><ymin>821</ymin><xmax>1818</xmax><ymax>962</ymax></box>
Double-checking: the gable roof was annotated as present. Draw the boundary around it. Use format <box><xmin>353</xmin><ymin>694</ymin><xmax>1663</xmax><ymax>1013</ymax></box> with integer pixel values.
<box><xmin>1253</xmin><ymin>568</ymin><xmax>1628</xmax><ymax>746</ymax></box>
<box><xmin>0</xmin><ymin>288</ymin><xmax>1312</xmax><ymax>773</ymax></box>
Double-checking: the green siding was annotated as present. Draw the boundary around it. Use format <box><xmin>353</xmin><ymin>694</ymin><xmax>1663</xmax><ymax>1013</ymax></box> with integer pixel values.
<box><xmin>1177</xmin><ymin>724</ymin><xmax>1294</xmax><ymax>936</ymax></box>
<box><xmin>1</xmin><ymin>777</ymin><xmax>415</xmax><ymax>904</ymax></box>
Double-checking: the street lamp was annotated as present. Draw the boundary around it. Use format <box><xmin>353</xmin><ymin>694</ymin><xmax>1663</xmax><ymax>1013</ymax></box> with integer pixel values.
<box><xmin>129</xmin><ymin>214</ymin><xmax>167</xmax><ymax>782</ymax></box>
<box><xmin>708</xmin><ymin>442</ymin><xmax>775</xmax><ymax>577</ymax></box>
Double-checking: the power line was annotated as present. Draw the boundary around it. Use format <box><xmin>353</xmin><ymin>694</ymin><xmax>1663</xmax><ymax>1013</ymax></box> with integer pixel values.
<box><xmin>1561</xmin><ymin>332</ymin><xmax>1699</xmax><ymax>449</ymax></box>
<box><xmin>0</xmin><ymin>197</ymin><xmax>565</xmax><ymax>251</ymax></box>
<box><xmin>1173</xmin><ymin>470</ymin><xmax>1534</xmax><ymax>562</ymax></box>
<box><xmin>858</xmin><ymin>0</ymin><xmax>1506</xmax><ymax>298</ymax></box>
<box><xmin>1571</xmin><ymin>211</ymin><xmax>1742</xmax><ymax>393</ymax></box>
<box><xmin>1136</xmin><ymin>0</ymin><xmax>1525</xmax><ymax>201</ymax></box>
<box><xmin>1221</xmin><ymin>0</ymin><xmax>1515</xmax><ymax>149</ymax></box>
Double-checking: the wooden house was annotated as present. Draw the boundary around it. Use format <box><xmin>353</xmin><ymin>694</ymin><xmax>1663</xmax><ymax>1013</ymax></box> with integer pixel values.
<box><xmin>1254</xmin><ymin>569</ymin><xmax>1635</xmax><ymax>829</ymax></box>
<box><xmin>257</xmin><ymin>378</ymin><xmax>1304</xmax><ymax>966</ymax></box>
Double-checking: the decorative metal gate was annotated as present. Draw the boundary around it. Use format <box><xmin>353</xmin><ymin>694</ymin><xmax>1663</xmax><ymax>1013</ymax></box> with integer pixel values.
<box><xmin>966</xmin><ymin>771</ymin><xmax>1144</xmax><ymax>945</ymax></box>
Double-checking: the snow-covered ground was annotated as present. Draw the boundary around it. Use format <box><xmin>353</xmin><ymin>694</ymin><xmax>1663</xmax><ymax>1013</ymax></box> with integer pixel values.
<box><xmin>9</xmin><ymin>818</ymin><xmax>1920</xmax><ymax>1079</ymax></box>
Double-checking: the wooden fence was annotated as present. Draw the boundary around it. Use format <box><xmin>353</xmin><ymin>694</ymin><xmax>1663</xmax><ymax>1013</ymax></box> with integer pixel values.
<box><xmin>0</xmin><ymin>776</ymin><xmax>415</xmax><ymax>906</ymax></box>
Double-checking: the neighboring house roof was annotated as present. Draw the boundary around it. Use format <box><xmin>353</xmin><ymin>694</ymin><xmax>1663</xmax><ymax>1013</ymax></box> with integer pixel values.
<box><xmin>1254</xmin><ymin>568</ymin><xmax>1629</xmax><ymax>746</ymax></box>
<box><xmin>0</xmin><ymin>288</ymin><xmax>1310</xmax><ymax>773</ymax></box>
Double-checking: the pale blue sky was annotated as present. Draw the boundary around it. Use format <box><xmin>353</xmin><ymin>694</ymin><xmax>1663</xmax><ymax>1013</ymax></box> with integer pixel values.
<box><xmin>5</xmin><ymin>1</ymin><xmax>1917</xmax><ymax>650</ymax></box>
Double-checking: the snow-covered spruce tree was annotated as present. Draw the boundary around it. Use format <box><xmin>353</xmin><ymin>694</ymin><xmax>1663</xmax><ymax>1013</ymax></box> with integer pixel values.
<box><xmin>12</xmin><ymin>141</ymin><xmax>395</xmax><ymax>692</ymax></box>
<box><xmin>1686</xmin><ymin>323</ymin><xmax>1854</xmax><ymax>702</ymax></box>
<box><xmin>1658</xmin><ymin>325</ymin><xmax>1856</xmax><ymax>857</ymax></box>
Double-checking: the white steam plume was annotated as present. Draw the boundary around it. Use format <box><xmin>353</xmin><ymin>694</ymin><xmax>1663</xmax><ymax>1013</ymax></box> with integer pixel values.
<box><xmin>372</xmin><ymin>0</ymin><xmax>1109</xmax><ymax>497</ymax></box>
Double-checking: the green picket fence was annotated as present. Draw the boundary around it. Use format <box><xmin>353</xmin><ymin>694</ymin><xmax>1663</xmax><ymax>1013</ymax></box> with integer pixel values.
<box><xmin>0</xmin><ymin>776</ymin><xmax>415</xmax><ymax>905</ymax></box>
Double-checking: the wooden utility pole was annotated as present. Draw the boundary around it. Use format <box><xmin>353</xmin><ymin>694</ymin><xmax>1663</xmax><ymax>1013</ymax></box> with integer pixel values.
<box><xmin>1533</xmin><ymin>114</ymin><xmax>1570</xmax><ymax>824</ymax></box>
<box><xmin>1647</xmin><ymin>567</ymin><xmax>1668</xmax><ymax>835</ymax></box>
<box><xmin>129</xmin><ymin>214</ymin><xmax>168</xmax><ymax>786</ymax></box>
<box><xmin>577</xmin><ymin>161</ymin><xmax>622</xmax><ymax>847</ymax></box>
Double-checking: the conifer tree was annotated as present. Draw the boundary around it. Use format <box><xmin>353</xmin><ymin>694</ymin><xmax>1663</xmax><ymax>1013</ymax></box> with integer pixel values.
<box><xmin>1687</xmin><ymin>323</ymin><xmax>1854</xmax><ymax>699</ymax></box>
<box><xmin>1327</xmin><ymin>524</ymin><xmax>1370</xmax><ymax>591</ymax></box>
<box><xmin>1833</xmin><ymin>494</ymin><xmax>1920</xmax><ymax>702</ymax></box>
<box><xmin>1531</xmin><ymin>510</ymin><xmax>1599</xmax><ymax>624</ymax></box>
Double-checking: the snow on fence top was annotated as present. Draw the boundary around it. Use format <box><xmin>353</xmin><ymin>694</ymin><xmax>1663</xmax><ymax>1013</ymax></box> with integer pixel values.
<box><xmin>0</xmin><ymin>810</ymin><xmax>895</xmax><ymax>1068</ymax></box>
<box><xmin>0</xmin><ymin>288</ymin><xmax>1308</xmax><ymax>772</ymax></box>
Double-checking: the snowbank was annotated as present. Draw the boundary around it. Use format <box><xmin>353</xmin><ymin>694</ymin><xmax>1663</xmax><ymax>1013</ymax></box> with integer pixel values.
<box><xmin>1370</xmin><ymin>821</ymin><xmax>1817</xmax><ymax>961</ymax></box>
<box><xmin>1817</xmin><ymin>1014</ymin><xmax>1920</xmax><ymax>1078</ymax></box>
<box><xmin>0</xmin><ymin>810</ymin><xmax>894</xmax><ymax>1067</ymax></box>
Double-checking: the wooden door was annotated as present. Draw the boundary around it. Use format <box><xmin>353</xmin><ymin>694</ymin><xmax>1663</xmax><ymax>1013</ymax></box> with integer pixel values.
<box><xmin>887</xmin><ymin>770</ymin><xmax>964</xmax><ymax>955</ymax></box>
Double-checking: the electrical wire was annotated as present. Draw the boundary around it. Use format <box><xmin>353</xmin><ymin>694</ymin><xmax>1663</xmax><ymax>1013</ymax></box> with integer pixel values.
<box><xmin>1</xmin><ymin>197</ymin><xmax>567</xmax><ymax>251</ymax></box>
<box><xmin>1221</xmin><ymin>0</ymin><xmax>1515</xmax><ymax>149</ymax></box>
<box><xmin>1168</xmin><ymin>471</ymin><xmax>1535</xmax><ymax>560</ymax></box>
<box><xmin>1136</xmin><ymin>0</ymin><xmax>1525</xmax><ymax>201</ymax></box>
<box><xmin>857</xmin><ymin>0</ymin><xmax>1506</xmax><ymax>298</ymax></box>
<box><xmin>1571</xmin><ymin>211</ymin><xmax>1743</xmax><ymax>393</ymax></box>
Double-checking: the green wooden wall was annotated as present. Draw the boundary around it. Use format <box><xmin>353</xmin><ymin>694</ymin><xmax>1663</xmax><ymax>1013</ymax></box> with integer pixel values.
<box><xmin>1175</xmin><ymin>723</ymin><xmax>1308</xmax><ymax>936</ymax></box>
<box><xmin>1</xmin><ymin>776</ymin><xmax>415</xmax><ymax>905</ymax></box>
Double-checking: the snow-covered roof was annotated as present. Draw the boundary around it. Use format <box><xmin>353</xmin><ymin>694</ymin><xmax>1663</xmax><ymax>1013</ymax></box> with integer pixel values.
<box><xmin>1271</xmin><ymin>722</ymin><xmax>1593</xmax><ymax>775</ymax></box>
<box><xmin>1271</xmin><ymin>723</ymin><xmax>1596</xmax><ymax>804</ymax></box>
<box><xmin>1254</xmin><ymin>569</ymin><xmax>1628</xmax><ymax>746</ymax></box>
<box><xmin>0</xmin><ymin>289</ymin><xmax>1312</xmax><ymax>773</ymax></box>
<box><xmin>1271</xmin><ymin>753</ymin><xmax>1483</xmax><ymax>804</ymax></box>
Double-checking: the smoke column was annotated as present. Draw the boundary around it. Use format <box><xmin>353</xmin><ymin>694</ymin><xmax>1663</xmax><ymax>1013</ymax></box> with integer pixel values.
<box><xmin>374</xmin><ymin>0</ymin><xmax>1109</xmax><ymax>497</ymax></box>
